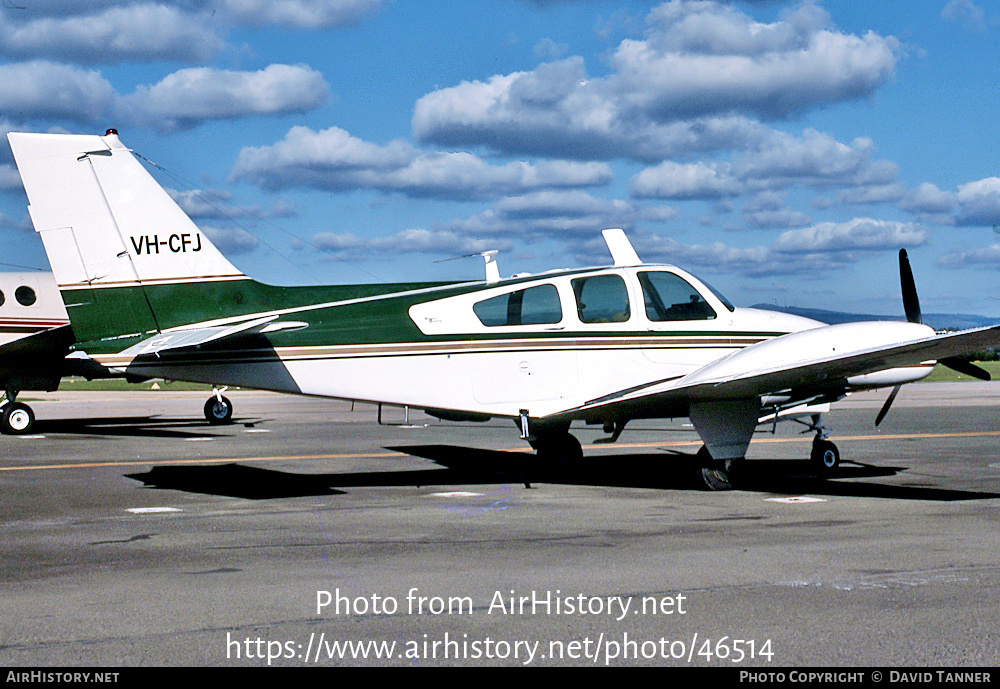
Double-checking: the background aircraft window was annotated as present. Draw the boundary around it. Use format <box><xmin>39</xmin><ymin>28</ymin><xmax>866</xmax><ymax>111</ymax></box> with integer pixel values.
<box><xmin>0</xmin><ymin>290</ymin><xmax>4</xmax><ymax>307</ymax></box>
<box><xmin>473</xmin><ymin>283</ymin><xmax>561</xmax><ymax>326</ymax></box>
<box><xmin>638</xmin><ymin>271</ymin><xmax>717</xmax><ymax>321</ymax></box>
<box><xmin>15</xmin><ymin>286</ymin><xmax>36</xmax><ymax>307</ymax></box>
<box><xmin>572</xmin><ymin>274</ymin><xmax>631</xmax><ymax>323</ymax></box>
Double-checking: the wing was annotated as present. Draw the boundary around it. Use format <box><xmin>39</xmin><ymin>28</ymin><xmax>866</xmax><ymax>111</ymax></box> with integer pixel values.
<box><xmin>545</xmin><ymin>321</ymin><xmax>1000</xmax><ymax>460</ymax></box>
<box><xmin>548</xmin><ymin>322</ymin><xmax>1000</xmax><ymax>423</ymax></box>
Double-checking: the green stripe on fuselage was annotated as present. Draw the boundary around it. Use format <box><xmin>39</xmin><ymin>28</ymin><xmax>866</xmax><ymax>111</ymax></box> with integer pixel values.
<box><xmin>63</xmin><ymin>278</ymin><xmax>461</xmax><ymax>353</ymax></box>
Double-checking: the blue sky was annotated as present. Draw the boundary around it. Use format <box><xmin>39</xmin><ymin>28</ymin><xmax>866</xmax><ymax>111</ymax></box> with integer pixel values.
<box><xmin>3</xmin><ymin>0</ymin><xmax>1000</xmax><ymax>317</ymax></box>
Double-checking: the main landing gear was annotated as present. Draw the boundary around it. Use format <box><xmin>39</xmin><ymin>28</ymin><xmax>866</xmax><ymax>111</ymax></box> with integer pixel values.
<box><xmin>519</xmin><ymin>412</ymin><xmax>582</xmax><ymax>483</ymax></box>
<box><xmin>529</xmin><ymin>430</ymin><xmax>583</xmax><ymax>467</ymax></box>
<box><xmin>204</xmin><ymin>387</ymin><xmax>234</xmax><ymax>425</ymax></box>
<box><xmin>694</xmin><ymin>446</ymin><xmax>739</xmax><ymax>491</ymax></box>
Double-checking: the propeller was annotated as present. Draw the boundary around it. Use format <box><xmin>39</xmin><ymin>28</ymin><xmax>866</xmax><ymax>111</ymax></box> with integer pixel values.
<box><xmin>877</xmin><ymin>250</ymin><xmax>991</xmax><ymax>426</ymax></box>
<box><xmin>899</xmin><ymin>248</ymin><xmax>922</xmax><ymax>325</ymax></box>
<box><xmin>874</xmin><ymin>384</ymin><xmax>900</xmax><ymax>427</ymax></box>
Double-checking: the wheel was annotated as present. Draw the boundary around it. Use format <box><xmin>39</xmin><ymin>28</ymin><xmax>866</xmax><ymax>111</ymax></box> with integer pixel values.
<box><xmin>694</xmin><ymin>445</ymin><xmax>737</xmax><ymax>491</ymax></box>
<box><xmin>810</xmin><ymin>439</ymin><xmax>840</xmax><ymax>474</ymax></box>
<box><xmin>530</xmin><ymin>431</ymin><xmax>583</xmax><ymax>468</ymax></box>
<box><xmin>1</xmin><ymin>402</ymin><xmax>35</xmax><ymax>435</ymax></box>
<box><xmin>204</xmin><ymin>395</ymin><xmax>233</xmax><ymax>425</ymax></box>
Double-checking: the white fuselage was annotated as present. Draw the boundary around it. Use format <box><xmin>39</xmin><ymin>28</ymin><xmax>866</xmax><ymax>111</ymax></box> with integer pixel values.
<box><xmin>156</xmin><ymin>266</ymin><xmax>828</xmax><ymax>418</ymax></box>
<box><xmin>89</xmin><ymin>265</ymin><xmax>935</xmax><ymax>421</ymax></box>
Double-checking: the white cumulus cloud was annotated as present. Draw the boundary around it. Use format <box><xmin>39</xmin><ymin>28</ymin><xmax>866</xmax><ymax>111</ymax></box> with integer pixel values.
<box><xmin>413</xmin><ymin>1</ymin><xmax>901</xmax><ymax>161</ymax></box>
<box><xmin>121</xmin><ymin>65</ymin><xmax>329</xmax><ymax>132</ymax></box>
<box><xmin>231</xmin><ymin>126</ymin><xmax>613</xmax><ymax>200</ymax></box>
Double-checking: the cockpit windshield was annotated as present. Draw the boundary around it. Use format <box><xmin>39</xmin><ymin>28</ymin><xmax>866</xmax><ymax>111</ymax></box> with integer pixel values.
<box><xmin>638</xmin><ymin>271</ymin><xmax>717</xmax><ymax>321</ymax></box>
<box><xmin>689</xmin><ymin>273</ymin><xmax>735</xmax><ymax>312</ymax></box>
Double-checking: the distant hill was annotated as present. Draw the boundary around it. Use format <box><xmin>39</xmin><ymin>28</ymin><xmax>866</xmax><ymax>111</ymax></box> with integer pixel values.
<box><xmin>750</xmin><ymin>304</ymin><xmax>999</xmax><ymax>332</ymax></box>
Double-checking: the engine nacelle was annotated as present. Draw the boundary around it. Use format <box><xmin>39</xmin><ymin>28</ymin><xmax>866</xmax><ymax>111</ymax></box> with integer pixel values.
<box><xmin>847</xmin><ymin>365</ymin><xmax>935</xmax><ymax>389</ymax></box>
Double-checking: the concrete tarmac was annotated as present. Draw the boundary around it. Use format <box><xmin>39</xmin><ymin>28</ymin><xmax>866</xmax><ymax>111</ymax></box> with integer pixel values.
<box><xmin>2</xmin><ymin>383</ymin><xmax>1000</xmax><ymax>667</ymax></box>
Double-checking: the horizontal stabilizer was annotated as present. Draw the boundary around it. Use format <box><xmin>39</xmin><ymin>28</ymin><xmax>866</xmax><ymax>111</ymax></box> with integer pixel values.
<box><xmin>119</xmin><ymin>317</ymin><xmax>307</xmax><ymax>358</ymax></box>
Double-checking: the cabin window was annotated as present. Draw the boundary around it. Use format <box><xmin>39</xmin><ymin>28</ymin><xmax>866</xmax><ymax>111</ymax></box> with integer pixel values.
<box><xmin>638</xmin><ymin>271</ymin><xmax>717</xmax><ymax>321</ymax></box>
<box><xmin>0</xmin><ymin>290</ymin><xmax>4</xmax><ymax>307</ymax></box>
<box><xmin>572</xmin><ymin>274</ymin><xmax>631</xmax><ymax>323</ymax></box>
<box><xmin>473</xmin><ymin>283</ymin><xmax>562</xmax><ymax>326</ymax></box>
<box><xmin>15</xmin><ymin>286</ymin><xmax>36</xmax><ymax>307</ymax></box>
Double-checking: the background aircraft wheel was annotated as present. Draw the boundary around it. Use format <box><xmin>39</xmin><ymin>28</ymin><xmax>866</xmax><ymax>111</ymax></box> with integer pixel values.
<box><xmin>810</xmin><ymin>439</ymin><xmax>840</xmax><ymax>474</ymax></box>
<box><xmin>694</xmin><ymin>446</ymin><xmax>737</xmax><ymax>491</ymax></box>
<box><xmin>204</xmin><ymin>395</ymin><xmax>233</xmax><ymax>425</ymax></box>
<box><xmin>1</xmin><ymin>402</ymin><xmax>35</xmax><ymax>435</ymax></box>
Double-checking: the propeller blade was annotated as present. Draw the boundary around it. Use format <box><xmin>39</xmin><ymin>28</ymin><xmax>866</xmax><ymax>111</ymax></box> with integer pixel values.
<box><xmin>940</xmin><ymin>357</ymin><xmax>992</xmax><ymax>381</ymax></box>
<box><xmin>899</xmin><ymin>249</ymin><xmax>922</xmax><ymax>324</ymax></box>
<box><xmin>875</xmin><ymin>384</ymin><xmax>901</xmax><ymax>426</ymax></box>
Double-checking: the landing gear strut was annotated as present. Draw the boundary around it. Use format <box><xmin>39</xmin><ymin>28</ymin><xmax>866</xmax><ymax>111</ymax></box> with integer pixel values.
<box><xmin>0</xmin><ymin>388</ymin><xmax>35</xmax><ymax>435</ymax></box>
<box><xmin>204</xmin><ymin>387</ymin><xmax>233</xmax><ymax>425</ymax></box>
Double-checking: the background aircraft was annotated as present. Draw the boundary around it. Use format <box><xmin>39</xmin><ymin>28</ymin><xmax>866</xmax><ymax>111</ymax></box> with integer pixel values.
<box><xmin>0</xmin><ymin>269</ymin><xmax>236</xmax><ymax>434</ymax></box>
<box><xmin>0</xmin><ymin>271</ymin><xmax>72</xmax><ymax>433</ymax></box>
<box><xmin>8</xmin><ymin>130</ymin><xmax>1000</xmax><ymax>489</ymax></box>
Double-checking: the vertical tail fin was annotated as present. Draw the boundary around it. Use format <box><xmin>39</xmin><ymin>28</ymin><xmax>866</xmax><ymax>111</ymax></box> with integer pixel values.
<box><xmin>8</xmin><ymin>130</ymin><xmax>247</xmax><ymax>341</ymax></box>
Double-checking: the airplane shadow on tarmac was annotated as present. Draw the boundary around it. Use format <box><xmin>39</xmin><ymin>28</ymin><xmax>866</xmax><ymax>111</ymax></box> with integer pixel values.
<box><xmin>125</xmin><ymin>444</ymin><xmax>1000</xmax><ymax>502</ymax></box>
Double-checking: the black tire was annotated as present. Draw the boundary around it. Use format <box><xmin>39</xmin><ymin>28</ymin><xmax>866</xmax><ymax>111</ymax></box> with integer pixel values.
<box><xmin>2</xmin><ymin>402</ymin><xmax>35</xmax><ymax>435</ymax></box>
<box><xmin>204</xmin><ymin>395</ymin><xmax>233</xmax><ymax>425</ymax></box>
<box><xmin>694</xmin><ymin>445</ymin><xmax>736</xmax><ymax>491</ymax></box>
<box><xmin>531</xmin><ymin>431</ymin><xmax>583</xmax><ymax>468</ymax></box>
<box><xmin>810</xmin><ymin>439</ymin><xmax>840</xmax><ymax>475</ymax></box>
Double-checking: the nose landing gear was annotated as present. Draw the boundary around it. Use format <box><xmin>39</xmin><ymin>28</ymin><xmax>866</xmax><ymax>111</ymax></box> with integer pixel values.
<box><xmin>803</xmin><ymin>413</ymin><xmax>840</xmax><ymax>475</ymax></box>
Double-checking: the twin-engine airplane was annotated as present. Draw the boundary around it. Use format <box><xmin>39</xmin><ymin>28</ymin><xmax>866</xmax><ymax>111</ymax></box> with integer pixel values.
<box><xmin>7</xmin><ymin>130</ymin><xmax>1000</xmax><ymax>489</ymax></box>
